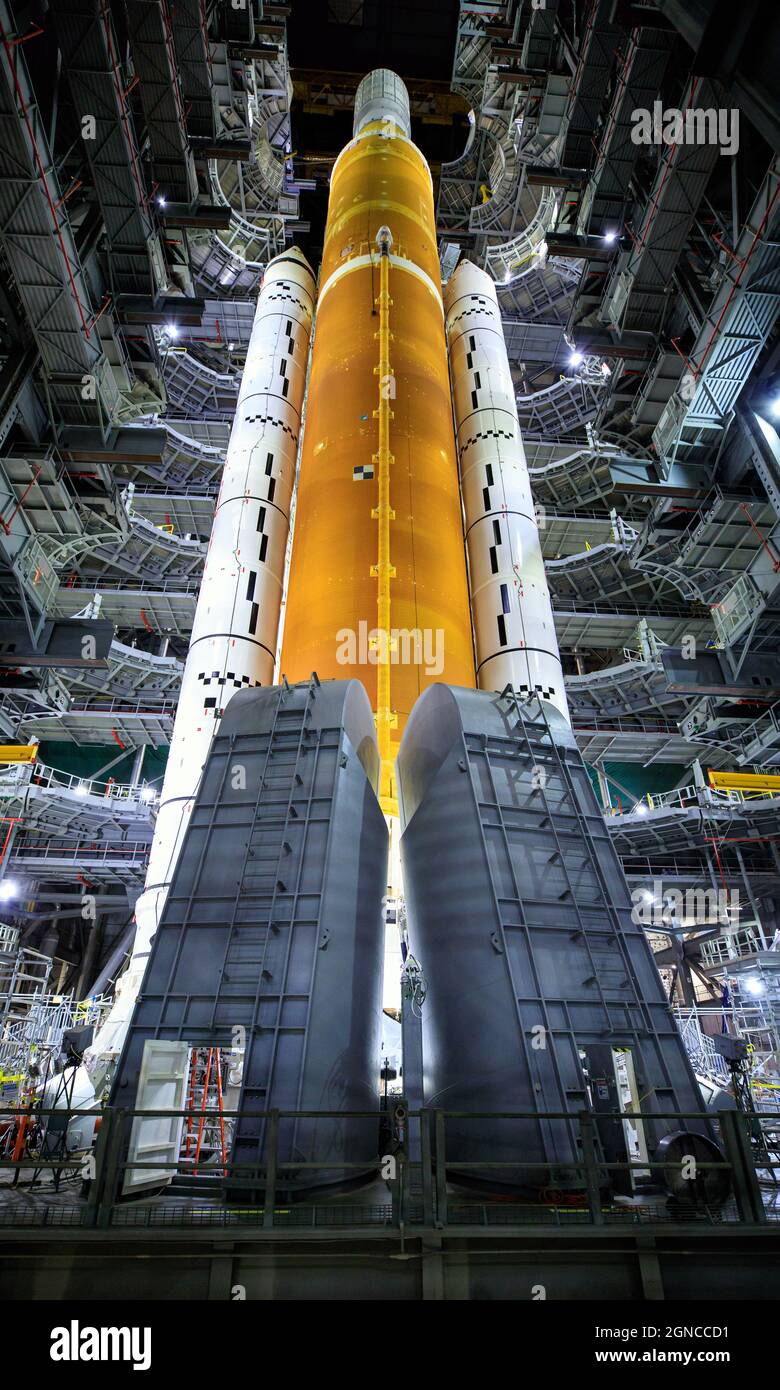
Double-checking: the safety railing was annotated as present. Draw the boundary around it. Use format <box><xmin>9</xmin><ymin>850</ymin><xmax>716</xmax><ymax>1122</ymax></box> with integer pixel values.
<box><xmin>0</xmin><ymin>994</ymin><xmax>108</xmax><ymax>1080</ymax></box>
<box><xmin>0</xmin><ymin>923</ymin><xmax>18</xmax><ymax>956</ymax></box>
<box><xmin>8</xmin><ymin>835</ymin><xmax>151</xmax><ymax>868</ymax></box>
<box><xmin>60</xmin><ymin>575</ymin><xmax>202</xmax><ymax>594</ymax></box>
<box><xmin>698</xmin><ymin>929</ymin><xmax>763</xmax><ymax>968</ymax></box>
<box><xmin>610</xmin><ymin>783</ymin><xmax>780</xmax><ymax>817</ymax></box>
<box><xmin>0</xmin><ymin>760</ymin><xmax>158</xmax><ymax>810</ymax></box>
<box><xmin>0</xmin><ymin>1105</ymin><xmax>776</xmax><ymax>1232</ymax></box>
<box><xmin>622</xmin><ymin>856</ymin><xmax>778</xmax><ymax>883</ymax></box>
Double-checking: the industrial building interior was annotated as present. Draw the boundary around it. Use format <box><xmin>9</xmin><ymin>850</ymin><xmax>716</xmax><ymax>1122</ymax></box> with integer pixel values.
<box><xmin>0</xmin><ymin>0</ymin><xmax>780</xmax><ymax>1303</ymax></box>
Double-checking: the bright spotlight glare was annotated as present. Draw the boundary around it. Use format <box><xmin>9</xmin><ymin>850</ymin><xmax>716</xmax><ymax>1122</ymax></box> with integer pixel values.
<box><xmin>569</xmin><ymin>350</ymin><xmax>584</xmax><ymax>367</ymax></box>
<box><xmin>166</xmin><ymin>322</ymin><xmax>179</xmax><ymax>339</ymax></box>
<box><xmin>140</xmin><ymin>786</ymin><xmax>154</xmax><ymax>803</ymax></box>
<box><xmin>156</xmin><ymin>195</ymin><xmax>166</xmax><ymax>208</ymax></box>
<box><xmin>603</xmin><ymin>230</ymin><xmax>617</xmax><ymax>244</ymax></box>
<box><xmin>75</xmin><ymin>782</ymin><xmax>88</xmax><ymax>797</ymax></box>
<box><xmin>634</xmin><ymin>803</ymin><xmax>647</xmax><ymax>816</ymax></box>
<box><xmin>770</xmin><ymin>395</ymin><xmax>780</xmax><ymax>419</ymax></box>
<box><xmin>744</xmin><ymin>976</ymin><xmax>765</xmax><ymax>997</ymax></box>
<box><xmin>0</xmin><ymin>879</ymin><xmax>18</xmax><ymax>900</ymax></box>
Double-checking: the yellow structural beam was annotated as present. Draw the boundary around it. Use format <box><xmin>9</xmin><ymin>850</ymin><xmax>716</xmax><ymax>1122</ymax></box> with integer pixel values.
<box><xmin>371</xmin><ymin>239</ymin><xmax>397</xmax><ymax>815</ymax></box>
<box><xmin>0</xmin><ymin>744</ymin><xmax>37</xmax><ymax>764</ymax></box>
<box><xmin>708</xmin><ymin>769</ymin><xmax>780</xmax><ymax>793</ymax></box>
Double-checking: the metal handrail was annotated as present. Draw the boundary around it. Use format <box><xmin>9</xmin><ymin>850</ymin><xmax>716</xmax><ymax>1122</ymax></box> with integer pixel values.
<box><xmin>0</xmin><ymin>760</ymin><xmax>158</xmax><ymax>809</ymax></box>
<box><xmin>0</xmin><ymin>1104</ymin><xmax>773</xmax><ymax>1232</ymax></box>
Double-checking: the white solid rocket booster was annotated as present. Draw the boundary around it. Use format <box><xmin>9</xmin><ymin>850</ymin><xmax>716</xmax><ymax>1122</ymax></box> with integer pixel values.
<box><xmin>87</xmin><ymin>247</ymin><xmax>315</xmax><ymax>1075</ymax></box>
<box><xmin>444</xmin><ymin>260</ymin><xmax>570</xmax><ymax>726</ymax></box>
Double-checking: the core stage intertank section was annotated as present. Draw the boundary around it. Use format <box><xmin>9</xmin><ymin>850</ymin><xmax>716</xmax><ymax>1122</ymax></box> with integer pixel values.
<box><xmin>397</xmin><ymin>683</ymin><xmax>709</xmax><ymax>1187</ymax></box>
<box><xmin>111</xmin><ymin>678</ymin><xmax>388</xmax><ymax>1194</ymax></box>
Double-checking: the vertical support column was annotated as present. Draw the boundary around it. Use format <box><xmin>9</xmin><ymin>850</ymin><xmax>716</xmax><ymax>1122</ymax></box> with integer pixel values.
<box><xmin>735</xmin><ymin>844</ymin><xmax>768</xmax><ymax>947</ymax></box>
<box><xmin>596</xmin><ymin>767</ymin><xmax>612</xmax><ymax>813</ymax></box>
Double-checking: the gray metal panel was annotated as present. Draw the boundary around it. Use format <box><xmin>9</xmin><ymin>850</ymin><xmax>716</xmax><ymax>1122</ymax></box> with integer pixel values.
<box><xmin>663</xmin><ymin>646</ymin><xmax>780</xmax><ymax>697</ymax></box>
<box><xmin>398</xmin><ymin>684</ymin><xmax>708</xmax><ymax>1189</ymax></box>
<box><xmin>111</xmin><ymin>678</ymin><xmax>388</xmax><ymax>1194</ymax></box>
<box><xmin>0</xmin><ymin>618</ymin><xmax>114</xmax><ymax>667</ymax></box>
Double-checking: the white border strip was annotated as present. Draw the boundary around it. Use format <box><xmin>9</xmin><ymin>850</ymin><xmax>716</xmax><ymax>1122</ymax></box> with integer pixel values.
<box><xmin>318</xmin><ymin>252</ymin><xmax>443</xmax><ymax>315</ymax></box>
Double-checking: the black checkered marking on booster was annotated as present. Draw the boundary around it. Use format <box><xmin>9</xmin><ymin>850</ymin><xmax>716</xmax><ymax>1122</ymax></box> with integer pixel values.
<box><xmin>516</xmin><ymin>683</ymin><xmax>557</xmax><ymax>700</ymax></box>
<box><xmin>197</xmin><ymin>670</ymin><xmax>263</xmax><ymax>718</ymax></box>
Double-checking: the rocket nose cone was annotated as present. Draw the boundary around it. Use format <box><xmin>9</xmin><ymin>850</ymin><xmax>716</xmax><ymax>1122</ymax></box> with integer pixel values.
<box><xmin>353</xmin><ymin>68</ymin><xmax>411</xmax><ymax>138</ymax></box>
<box><xmin>270</xmin><ymin>245</ymin><xmax>316</xmax><ymax>278</ymax></box>
<box><xmin>443</xmin><ymin>257</ymin><xmax>495</xmax><ymax>312</ymax></box>
<box><xmin>263</xmin><ymin>245</ymin><xmax>317</xmax><ymax>297</ymax></box>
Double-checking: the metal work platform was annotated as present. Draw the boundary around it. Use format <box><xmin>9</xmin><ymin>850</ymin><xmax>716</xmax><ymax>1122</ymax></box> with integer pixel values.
<box><xmin>7</xmin><ymin>833</ymin><xmax>150</xmax><ymax>886</ymax></box>
<box><xmin>0</xmin><ymin>760</ymin><xmax>156</xmax><ymax>836</ymax></box>
<box><xmin>0</xmin><ymin>1099</ymin><xmax>777</xmax><ymax>1301</ymax></box>
<box><xmin>54</xmin><ymin>586</ymin><xmax>197</xmax><ymax>639</ymax></box>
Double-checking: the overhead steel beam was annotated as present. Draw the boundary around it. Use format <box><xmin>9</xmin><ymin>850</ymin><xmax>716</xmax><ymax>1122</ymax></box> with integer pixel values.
<box><xmin>48</xmin><ymin>0</ymin><xmax>159</xmax><ymax>299</ymax></box>
<box><xmin>170</xmin><ymin>0</ymin><xmax>219</xmax><ymax>140</ymax></box>
<box><xmin>653</xmin><ymin>157</ymin><xmax>780</xmax><ymax>474</ymax></box>
<box><xmin>0</xmin><ymin>1</ymin><xmax>118</xmax><ymax>426</ymax></box>
<box><xmin>124</xmin><ymin>0</ymin><xmax>198</xmax><ymax>206</ymax></box>
<box><xmin>602</xmin><ymin>77</ymin><xmax>721</xmax><ymax>335</ymax></box>
<box><xmin>562</xmin><ymin>0</ymin><xmax>621</xmax><ymax>170</ymax></box>
<box><xmin>114</xmin><ymin>295</ymin><xmax>205</xmax><ymax>327</ymax></box>
<box><xmin>157</xmin><ymin>203</ymin><xmax>232</xmax><ymax>229</ymax></box>
<box><xmin>60</xmin><ymin>425</ymin><xmax>168</xmax><ymax>466</ymax></box>
<box><xmin>658</xmin><ymin>0</ymin><xmax>780</xmax><ymax>152</ymax></box>
<box><xmin>579</xmin><ymin>25</ymin><xmax>673</xmax><ymax>238</ymax></box>
<box><xmin>190</xmin><ymin>136</ymin><xmax>252</xmax><ymax>161</ymax></box>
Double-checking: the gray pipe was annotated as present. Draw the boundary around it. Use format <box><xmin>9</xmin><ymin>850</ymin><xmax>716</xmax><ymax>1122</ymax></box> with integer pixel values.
<box><xmin>86</xmin><ymin>921</ymin><xmax>135</xmax><ymax>998</ymax></box>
